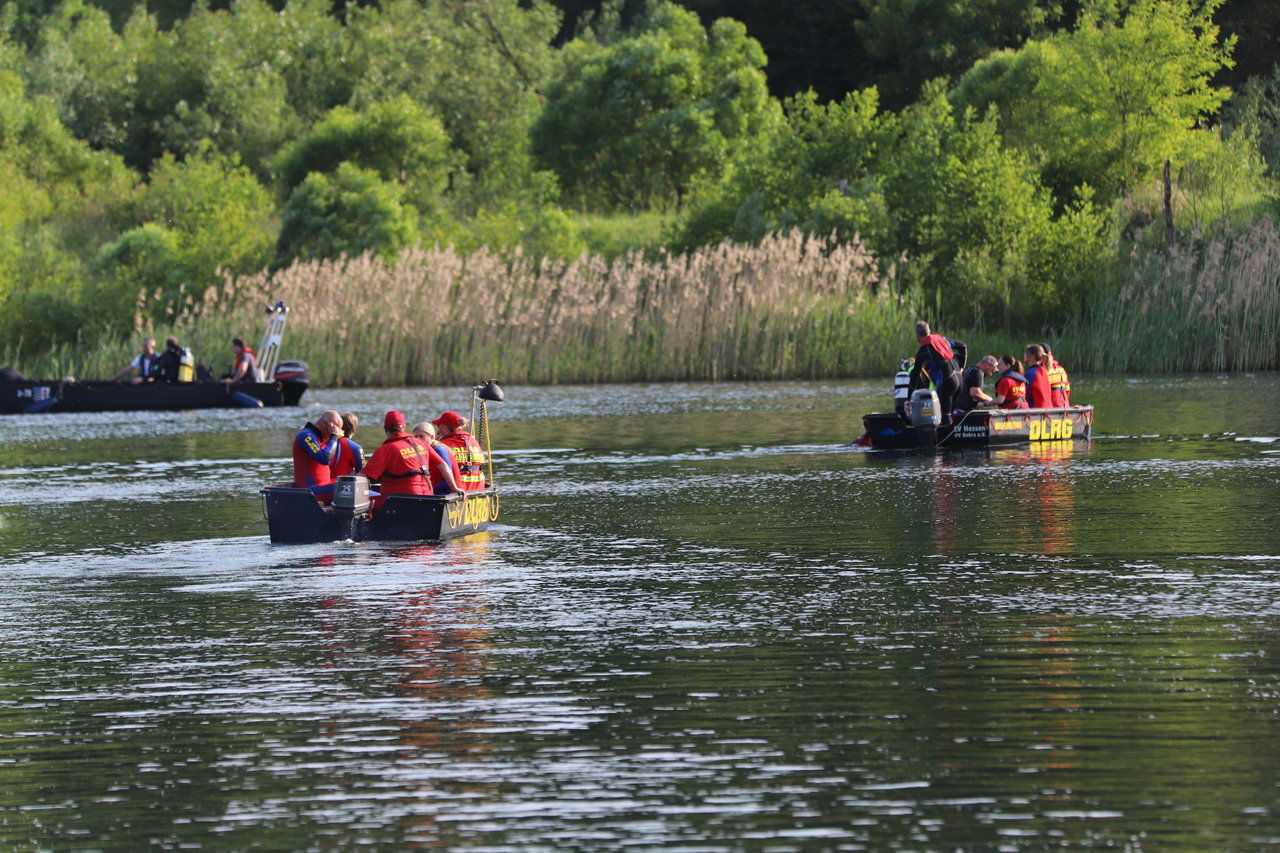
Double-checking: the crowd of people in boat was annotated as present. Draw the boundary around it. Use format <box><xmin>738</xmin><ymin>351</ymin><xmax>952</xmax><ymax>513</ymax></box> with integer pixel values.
<box><xmin>909</xmin><ymin>321</ymin><xmax>1072</xmax><ymax>426</ymax></box>
<box><xmin>110</xmin><ymin>335</ymin><xmax>264</xmax><ymax>384</ymax></box>
<box><xmin>292</xmin><ymin>408</ymin><xmax>488</xmax><ymax>512</ymax></box>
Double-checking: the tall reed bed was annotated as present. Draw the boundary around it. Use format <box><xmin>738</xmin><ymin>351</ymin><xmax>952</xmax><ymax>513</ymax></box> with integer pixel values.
<box><xmin>174</xmin><ymin>231</ymin><xmax>915</xmax><ymax>386</ymax></box>
<box><xmin>1061</xmin><ymin>220</ymin><xmax>1280</xmax><ymax>372</ymax></box>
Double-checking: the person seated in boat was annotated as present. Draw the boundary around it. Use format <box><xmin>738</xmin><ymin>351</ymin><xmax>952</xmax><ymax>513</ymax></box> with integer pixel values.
<box><xmin>111</xmin><ymin>337</ymin><xmax>158</xmax><ymax>384</ymax></box>
<box><xmin>330</xmin><ymin>412</ymin><xmax>364</xmax><ymax>478</ymax></box>
<box><xmin>1023</xmin><ymin>344</ymin><xmax>1052</xmax><ymax>409</ymax></box>
<box><xmin>907</xmin><ymin>321</ymin><xmax>966</xmax><ymax>426</ymax></box>
<box><xmin>431</xmin><ymin>411</ymin><xmax>488</xmax><ymax>490</ymax></box>
<box><xmin>229</xmin><ymin>338</ymin><xmax>263</xmax><ymax>383</ymax></box>
<box><xmin>990</xmin><ymin>355</ymin><xmax>1029</xmax><ymax>409</ymax></box>
<box><xmin>363</xmin><ymin>410</ymin><xmax>461</xmax><ymax>512</ymax></box>
<box><xmin>1039</xmin><ymin>342</ymin><xmax>1071</xmax><ymax>407</ymax></box>
<box><xmin>293</xmin><ymin>409</ymin><xmax>344</xmax><ymax>503</ymax></box>
<box><xmin>954</xmin><ymin>355</ymin><xmax>998</xmax><ymax>414</ymax></box>
<box><xmin>412</xmin><ymin>421</ymin><xmax>464</xmax><ymax>496</ymax></box>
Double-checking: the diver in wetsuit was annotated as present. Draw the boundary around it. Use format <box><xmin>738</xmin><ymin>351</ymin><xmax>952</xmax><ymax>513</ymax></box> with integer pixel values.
<box><xmin>907</xmin><ymin>321</ymin><xmax>966</xmax><ymax>426</ymax></box>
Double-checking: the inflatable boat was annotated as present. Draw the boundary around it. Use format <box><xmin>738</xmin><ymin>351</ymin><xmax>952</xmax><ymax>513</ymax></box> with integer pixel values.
<box><xmin>0</xmin><ymin>302</ymin><xmax>307</xmax><ymax>414</ymax></box>
<box><xmin>861</xmin><ymin>405</ymin><xmax>1094</xmax><ymax>449</ymax></box>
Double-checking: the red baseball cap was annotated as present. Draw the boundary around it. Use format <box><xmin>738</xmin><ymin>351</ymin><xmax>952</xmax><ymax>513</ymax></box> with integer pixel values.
<box><xmin>383</xmin><ymin>410</ymin><xmax>406</xmax><ymax>429</ymax></box>
<box><xmin>432</xmin><ymin>411</ymin><xmax>464</xmax><ymax>429</ymax></box>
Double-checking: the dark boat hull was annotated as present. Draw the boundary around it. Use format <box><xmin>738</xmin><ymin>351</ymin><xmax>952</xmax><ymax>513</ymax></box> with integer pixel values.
<box><xmin>863</xmin><ymin>406</ymin><xmax>1094</xmax><ymax>449</ymax></box>
<box><xmin>260</xmin><ymin>486</ymin><xmax>498</xmax><ymax>545</ymax></box>
<box><xmin>0</xmin><ymin>379</ymin><xmax>306</xmax><ymax>414</ymax></box>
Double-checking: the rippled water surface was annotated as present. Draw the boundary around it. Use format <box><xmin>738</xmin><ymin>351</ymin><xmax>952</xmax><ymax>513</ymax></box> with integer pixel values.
<box><xmin>2</xmin><ymin>375</ymin><xmax>1279</xmax><ymax>850</ymax></box>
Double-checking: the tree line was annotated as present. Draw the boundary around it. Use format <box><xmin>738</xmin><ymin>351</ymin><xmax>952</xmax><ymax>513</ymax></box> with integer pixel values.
<box><xmin>0</xmin><ymin>0</ymin><xmax>1277</xmax><ymax>357</ymax></box>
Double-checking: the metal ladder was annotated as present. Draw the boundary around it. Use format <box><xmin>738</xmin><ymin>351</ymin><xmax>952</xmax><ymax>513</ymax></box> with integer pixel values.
<box><xmin>257</xmin><ymin>301</ymin><xmax>288</xmax><ymax>381</ymax></box>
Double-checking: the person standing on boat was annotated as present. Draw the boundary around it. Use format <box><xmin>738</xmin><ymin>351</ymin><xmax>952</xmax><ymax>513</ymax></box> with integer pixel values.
<box><xmin>908</xmin><ymin>321</ymin><xmax>965</xmax><ymax>426</ymax></box>
<box><xmin>1039</xmin><ymin>342</ymin><xmax>1071</xmax><ymax>407</ymax></box>
<box><xmin>990</xmin><ymin>355</ymin><xmax>1029</xmax><ymax>409</ymax></box>
<box><xmin>412</xmin><ymin>421</ymin><xmax>465</xmax><ymax>496</ymax></box>
<box><xmin>111</xmin><ymin>337</ymin><xmax>158</xmax><ymax>384</ymax></box>
<box><xmin>229</xmin><ymin>338</ymin><xmax>263</xmax><ymax>383</ymax></box>
<box><xmin>330</xmin><ymin>412</ymin><xmax>365</xmax><ymax>478</ymax></box>
<box><xmin>954</xmin><ymin>355</ymin><xmax>998</xmax><ymax>414</ymax></box>
<box><xmin>1023</xmin><ymin>345</ymin><xmax>1052</xmax><ymax>409</ymax></box>
<box><xmin>432</xmin><ymin>411</ymin><xmax>487</xmax><ymax>490</ymax></box>
<box><xmin>293</xmin><ymin>409</ymin><xmax>344</xmax><ymax>502</ymax></box>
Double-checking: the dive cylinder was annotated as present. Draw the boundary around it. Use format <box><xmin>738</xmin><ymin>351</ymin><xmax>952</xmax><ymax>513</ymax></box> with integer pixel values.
<box><xmin>177</xmin><ymin>347</ymin><xmax>195</xmax><ymax>383</ymax></box>
<box><xmin>893</xmin><ymin>361</ymin><xmax>912</xmax><ymax>417</ymax></box>
<box><xmin>908</xmin><ymin>388</ymin><xmax>941</xmax><ymax>446</ymax></box>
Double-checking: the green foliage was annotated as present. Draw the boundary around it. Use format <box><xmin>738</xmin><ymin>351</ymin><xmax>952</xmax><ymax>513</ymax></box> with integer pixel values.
<box><xmin>953</xmin><ymin>0</ymin><xmax>1234</xmax><ymax>204</ymax></box>
<box><xmin>275</xmin><ymin>163</ymin><xmax>419</xmax><ymax>267</ymax></box>
<box><xmin>90</xmin><ymin>222</ymin><xmax>182</xmax><ymax>322</ymax></box>
<box><xmin>1223</xmin><ymin>65</ymin><xmax>1280</xmax><ymax>179</ymax></box>
<box><xmin>276</xmin><ymin>96</ymin><xmax>458</xmax><ymax>213</ymax></box>
<box><xmin>532</xmin><ymin>0</ymin><xmax>779</xmax><ymax>210</ymax></box>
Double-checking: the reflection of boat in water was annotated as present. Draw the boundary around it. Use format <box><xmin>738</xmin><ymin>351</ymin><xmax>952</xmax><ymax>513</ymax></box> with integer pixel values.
<box><xmin>260</xmin><ymin>380</ymin><xmax>505</xmax><ymax>545</ymax></box>
<box><xmin>862</xmin><ymin>406</ymin><xmax>1094</xmax><ymax>450</ymax></box>
<box><xmin>0</xmin><ymin>302</ymin><xmax>308</xmax><ymax>414</ymax></box>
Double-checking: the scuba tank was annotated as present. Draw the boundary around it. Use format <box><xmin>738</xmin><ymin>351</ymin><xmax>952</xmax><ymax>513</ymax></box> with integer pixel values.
<box><xmin>894</xmin><ymin>357</ymin><xmax>913</xmax><ymax>417</ymax></box>
<box><xmin>177</xmin><ymin>347</ymin><xmax>195</xmax><ymax>383</ymax></box>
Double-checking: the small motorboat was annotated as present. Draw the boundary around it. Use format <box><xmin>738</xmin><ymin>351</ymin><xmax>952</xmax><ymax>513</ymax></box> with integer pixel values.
<box><xmin>261</xmin><ymin>380</ymin><xmax>505</xmax><ymax>545</ymax></box>
<box><xmin>858</xmin><ymin>360</ymin><xmax>1093</xmax><ymax>449</ymax></box>
<box><xmin>1</xmin><ymin>302</ymin><xmax>308</xmax><ymax>414</ymax></box>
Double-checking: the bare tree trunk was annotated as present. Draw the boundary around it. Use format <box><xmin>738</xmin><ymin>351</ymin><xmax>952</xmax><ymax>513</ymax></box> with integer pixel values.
<box><xmin>1163</xmin><ymin>158</ymin><xmax>1175</xmax><ymax>259</ymax></box>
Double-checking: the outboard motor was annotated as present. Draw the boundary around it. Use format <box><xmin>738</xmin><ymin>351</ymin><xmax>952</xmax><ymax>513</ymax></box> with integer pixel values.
<box><xmin>332</xmin><ymin>475</ymin><xmax>371</xmax><ymax>540</ymax></box>
<box><xmin>893</xmin><ymin>358</ymin><xmax>912</xmax><ymax>418</ymax></box>
<box><xmin>274</xmin><ymin>360</ymin><xmax>310</xmax><ymax>385</ymax></box>
<box><xmin>908</xmin><ymin>388</ymin><xmax>942</xmax><ymax>446</ymax></box>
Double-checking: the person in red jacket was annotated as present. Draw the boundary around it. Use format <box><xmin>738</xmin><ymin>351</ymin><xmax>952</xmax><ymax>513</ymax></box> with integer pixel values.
<box><xmin>991</xmin><ymin>356</ymin><xmax>1029</xmax><ymax>409</ymax></box>
<box><xmin>230</xmin><ymin>338</ymin><xmax>262</xmax><ymax>383</ymax></box>
<box><xmin>1039</xmin><ymin>342</ymin><xmax>1072</xmax><ymax>407</ymax></box>
<box><xmin>412</xmin><ymin>421</ymin><xmax>464</xmax><ymax>495</ymax></box>
<box><xmin>362</xmin><ymin>410</ymin><xmax>455</xmax><ymax>513</ymax></box>
<box><xmin>293</xmin><ymin>409</ymin><xmax>344</xmax><ymax>502</ymax></box>
<box><xmin>432</xmin><ymin>410</ymin><xmax>488</xmax><ymax>490</ymax></box>
<box><xmin>330</xmin><ymin>412</ymin><xmax>364</xmax><ymax>479</ymax></box>
<box><xmin>1023</xmin><ymin>344</ymin><xmax>1052</xmax><ymax>409</ymax></box>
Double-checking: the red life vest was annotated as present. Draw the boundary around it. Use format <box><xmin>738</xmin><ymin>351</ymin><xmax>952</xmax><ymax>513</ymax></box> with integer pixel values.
<box><xmin>995</xmin><ymin>372</ymin><xmax>1028</xmax><ymax>409</ymax></box>
<box><xmin>1026</xmin><ymin>364</ymin><xmax>1052</xmax><ymax>409</ymax></box>
<box><xmin>921</xmin><ymin>334</ymin><xmax>953</xmax><ymax>360</ymax></box>
<box><xmin>1045</xmin><ymin>358</ymin><xmax>1071</xmax><ymax>407</ymax></box>
<box><xmin>441</xmin><ymin>431</ymin><xmax>487</xmax><ymax>490</ymax></box>
<box><xmin>235</xmin><ymin>346</ymin><xmax>261</xmax><ymax>382</ymax></box>
<box><xmin>293</xmin><ymin>424</ymin><xmax>338</xmax><ymax>496</ymax></box>
<box><xmin>362</xmin><ymin>434</ymin><xmax>434</xmax><ymax>508</ymax></box>
<box><xmin>331</xmin><ymin>437</ymin><xmax>362</xmax><ymax>478</ymax></box>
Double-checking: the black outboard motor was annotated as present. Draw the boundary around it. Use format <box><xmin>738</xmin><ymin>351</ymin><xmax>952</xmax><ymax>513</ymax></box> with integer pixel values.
<box><xmin>274</xmin><ymin>360</ymin><xmax>310</xmax><ymax>406</ymax></box>
<box><xmin>332</xmin><ymin>475</ymin><xmax>371</xmax><ymax>540</ymax></box>
<box><xmin>908</xmin><ymin>388</ymin><xmax>942</xmax><ymax>446</ymax></box>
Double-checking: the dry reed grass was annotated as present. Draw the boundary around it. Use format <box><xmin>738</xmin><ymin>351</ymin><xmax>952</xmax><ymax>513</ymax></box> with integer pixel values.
<box><xmin>172</xmin><ymin>231</ymin><xmax>913</xmax><ymax>386</ymax></box>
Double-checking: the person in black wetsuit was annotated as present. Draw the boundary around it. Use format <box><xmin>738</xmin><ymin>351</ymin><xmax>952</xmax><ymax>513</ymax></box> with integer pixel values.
<box><xmin>907</xmin><ymin>321</ymin><xmax>966</xmax><ymax>426</ymax></box>
<box><xmin>954</xmin><ymin>355</ymin><xmax>997</xmax><ymax>415</ymax></box>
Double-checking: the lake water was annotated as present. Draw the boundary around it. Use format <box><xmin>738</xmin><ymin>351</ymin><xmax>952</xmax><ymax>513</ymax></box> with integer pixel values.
<box><xmin>1</xmin><ymin>374</ymin><xmax>1278</xmax><ymax>850</ymax></box>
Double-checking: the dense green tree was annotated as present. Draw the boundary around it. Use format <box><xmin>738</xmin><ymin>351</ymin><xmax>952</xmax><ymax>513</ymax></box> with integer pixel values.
<box><xmin>532</xmin><ymin>0</ymin><xmax>779</xmax><ymax>210</ymax></box>
<box><xmin>1224</xmin><ymin>65</ymin><xmax>1280</xmax><ymax>178</ymax></box>
<box><xmin>954</xmin><ymin>0</ymin><xmax>1234</xmax><ymax>203</ymax></box>
<box><xmin>275</xmin><ymin>162</ymin><xmax>419</xmax><ymax>266</ymax></box>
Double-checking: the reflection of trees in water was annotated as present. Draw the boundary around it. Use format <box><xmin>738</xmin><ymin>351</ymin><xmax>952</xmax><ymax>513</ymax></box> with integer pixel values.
<box><xmin>987</xmin><ymin>440</ymin><xmax>1078</xmax><ymax>555</ymax></box>
<box><xmin>311</xmin><ymin>534</ymin><xmax>499</xmax><ymax>843</ymax></box>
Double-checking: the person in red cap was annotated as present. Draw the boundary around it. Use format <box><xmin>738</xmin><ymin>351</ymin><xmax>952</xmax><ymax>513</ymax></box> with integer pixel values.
<box><xmin>362</xmin><ymin>410</ymin><xmax>462</xmax><ymax>512</ymax></box>
<box><xmin>432</xmin><ymin>410</ymin><xmax>487</xmax><ymax>490</ymax></box>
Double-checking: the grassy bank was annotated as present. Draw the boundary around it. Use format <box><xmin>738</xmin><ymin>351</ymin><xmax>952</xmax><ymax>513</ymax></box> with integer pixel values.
<box><xmin>5</xmin><ymin>223</ymin><xmax>1277</xmax><ymax>387</ymax></box>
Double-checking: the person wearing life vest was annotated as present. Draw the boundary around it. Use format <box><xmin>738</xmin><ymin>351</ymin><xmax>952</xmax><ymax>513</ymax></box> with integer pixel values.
<box><xmin>412</xmin><ymin>421</ymin><xmax>464</xmax><ymax>496</ymax></box>
<box><xmin>907</xmin><ymin>321</ymin><xmax>966</xmax><ymax>426</ymax></box>
<box><xmin>1023</xmin><ymin>344</ymin><xmax>1052</xmax><ymax>409</ymax></box>
<box><xmin>432</xmin><ymin>410</ymin><xmax>487</xmax><ymax>490</ymax></box>
<box><xmin>1038</xmin><ymin>342</ymin><xmax>1071</xmax><ymax>407</ymax></box>
<box><xmin>293</xmin><ymin>409</ymin><xmax>344</xmax><ymax>502</ymax></box>
<box><xmin>230</xmin><ymin>338</ymin><xmax>263</xmax><ymax>383</ymax></box>
<box><xmin>111</xmin><ymin>337</ymin><xmax>158</xmax><ymax>384</ymax></box>
<box><xmin>362</xmin><ymin>410</ymin><xmax>460</xmax><ymax>513</ymax></box>
<box><xmin>330</xmin><ymin>412</ymin><xmax>365</xmax><ymax>479</ymax></box>
<box><xmin>990</xmin><ymin>355</ymin><xmax>1029</xmax><ymax>409</ymax></box>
